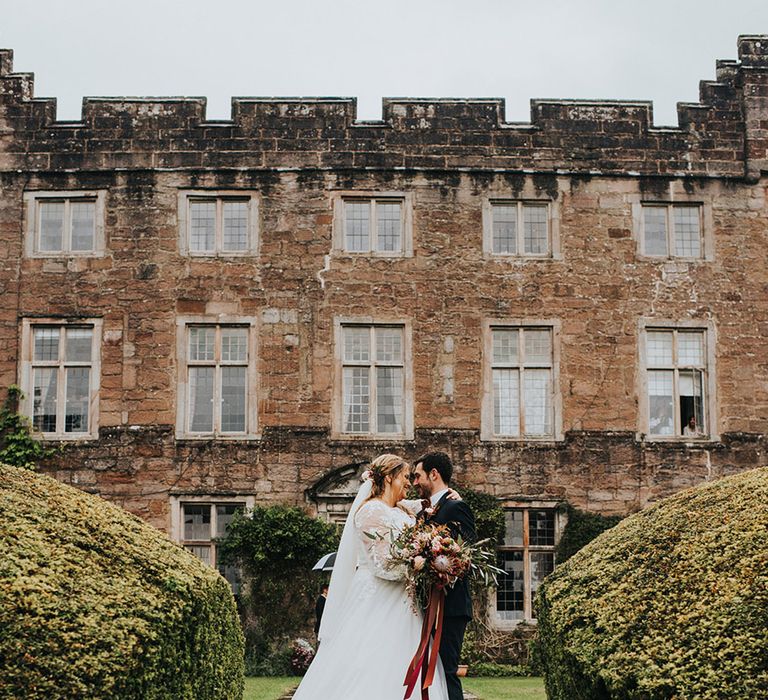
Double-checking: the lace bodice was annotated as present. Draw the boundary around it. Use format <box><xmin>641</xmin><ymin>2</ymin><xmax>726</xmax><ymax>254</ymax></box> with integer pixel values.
<box><xmin>353</xmin><ymin>499</ymin><xmax>418</xmax><ymax>581</ymax></box>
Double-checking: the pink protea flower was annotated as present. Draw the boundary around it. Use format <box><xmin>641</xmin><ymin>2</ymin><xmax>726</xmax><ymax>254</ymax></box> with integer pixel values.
<box><xmin>433</xmin><ymin>555</ymin><xmax>452</xmax><ymax>573</ymax></box>
<box><xmin>412</xmin><ymin>555</ymin><xmax>426</xmax><ymax>571</ymax></box>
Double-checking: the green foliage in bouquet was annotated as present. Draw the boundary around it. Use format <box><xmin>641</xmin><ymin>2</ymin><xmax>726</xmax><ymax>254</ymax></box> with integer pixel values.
<box><xmin>0</xmin><ymin>386</ymin><xmax>57</xmax><ymax>470</ymax></box>
<box><xmin>0</xmin><ymin>463</ymin><xmax>244</xmax><ymax>700</ymax></box>
<box><xmin>218</xmin><ymin>505</ymin><xmax>339</xmax><ymax>650</ymax></box>
<box><xmin>536</xmin><ymin>467</ymin><xmax>768</xmax><ymax>700</ymax></box>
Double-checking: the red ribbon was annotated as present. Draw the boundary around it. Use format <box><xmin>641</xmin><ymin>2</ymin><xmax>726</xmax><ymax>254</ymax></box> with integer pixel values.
<box><xmin>403</xmin><ymin>585</ymin><xmax>446</xmax><ymax>700</ymax></box>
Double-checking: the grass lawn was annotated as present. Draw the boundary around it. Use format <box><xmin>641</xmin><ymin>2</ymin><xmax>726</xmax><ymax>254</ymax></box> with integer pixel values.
<box><xmin>243</xmin><ymin>677</ymin><xmax>298</xmax><ymax>700</ymax></box>
<box><xmin>462</xmin><ymin>677</ymin><xmax>546</xmax><ymax>700</ymax></box>
<box><xmin>243</xmin><ymin>676</ymin><xmax>546</xmax><ymax>700</ymax></box>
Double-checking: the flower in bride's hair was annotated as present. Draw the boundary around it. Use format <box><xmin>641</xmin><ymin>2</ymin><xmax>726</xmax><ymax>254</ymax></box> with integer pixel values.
<box><xmin>361</xmin><ymin>470</ymin><xmax>372</xmax><ymax>482</ymax></box>
<box><xmin>412</xmin><ymin>555</ymin><xmax>426</xmax><ymax>571</ymax></box>
<box><xmin>433</xmin><ymin>555</ymin><xmax>451</xmax><ymax>573</ymax></box>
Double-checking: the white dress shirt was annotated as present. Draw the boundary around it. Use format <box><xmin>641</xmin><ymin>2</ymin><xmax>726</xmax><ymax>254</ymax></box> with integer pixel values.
<box><xmin>430</xmin><ymin>488</ymin><xmax>450</xmax><ymax>507</ymax></box>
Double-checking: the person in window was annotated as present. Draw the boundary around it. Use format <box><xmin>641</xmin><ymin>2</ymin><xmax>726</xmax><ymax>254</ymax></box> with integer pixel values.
<box><xmin>683</xmin><ymin>416</ymin><xmax>701</xmax><ymax>437</ymax></box>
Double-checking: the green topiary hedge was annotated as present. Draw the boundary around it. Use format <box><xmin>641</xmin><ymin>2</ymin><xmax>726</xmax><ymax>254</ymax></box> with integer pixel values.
<box><xmin>0</xmin><ymin>463</ymin><xmax>244</xmax><ymax>699</ymax></box>
<box><xmin>536</xmin><ymin>467</ymin><xmax>768</xmax><ymax>700</ymax></box>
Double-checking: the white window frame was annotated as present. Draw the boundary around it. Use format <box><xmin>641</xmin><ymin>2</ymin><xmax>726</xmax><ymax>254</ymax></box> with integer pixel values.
<box><xmin>631</xmin><ymin>194</ymin><xmax>714</xmax><ymax>261</ymax></box>
<box><xmin>482</xmin><ymin>199</ymin><xmax>555</xmax><ymax>258</ymax></box>
<box><xmin>24</xmin><ymin>190</ymin><xmax>107</xmax><ymax>257</ymax></box>
<box><xmin>638</xmin><ymin>319</ymin><xmax>718</xmax><ymax>441</ymax></box>
<box><xmin>178</xmin><ymin>190</ymin><xmax>260</xmax><ymax>256</ymax></box>
<box><xmin>175</xmin><ymin>315</ymin><xmax>259</xmax><ymax>439</ymax></box>
<box><xmin>332</xmin><ymin>317</ymin><xmax>414</xmax><ymax>440</ymax></box>
<box><xmin>169</xmin><ymin>494</ymin><xmax>255</xmax><ymax>593</ymax></box>
<box><xmin>481</xmin><ymin>319</ymin><xmax>563</xmax><ymax>441</ymax></box>
<box><xmin>491</xmin><ymin>501</ymin><xmax>563</xmax><ymax>630</ymax></box>
<box><xmin>18</xmin><ymin>318</ymin><xmax>103</xmax><ymax>440</ymax></box>
<box><xmin>331</xmin><ymin>191</ymin><xmax>414</xmax><ymax>257</ymax></box>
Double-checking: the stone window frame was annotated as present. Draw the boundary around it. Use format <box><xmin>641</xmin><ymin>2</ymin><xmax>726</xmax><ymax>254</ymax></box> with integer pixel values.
<box><xmin>169</xmin><ymin>494</ymin><xmax>255</xmax><ymax>594</ymax></box>
<box><xmin>23</xmin><ymin>190</ymin><xmax>107</xmax><ymax>258</ymax></box>
<box><xmin>175</xmin><ymin>315</ymin><xmax>260</xmax><ymax>440</ymax></box>
<box><xmin>331</xmin><ymin>190</ymin><xmax>414</xmax><ymax>258</ymax></box>
<box><xmin>480</xmin><ymin>318</ymin><xmax>564</xmax><ymax>442</ymax></box>
<box><xmin>481</xmin><ymin>190</ymin><xmax>561</xmax><ymax>260</ymax></box>
<box><xmin>177</xmin><ymin>189</ymin><xmax>260</xmax><ymax>257</ymax></box>
<box><xmin>18</xmin><ymin>317</ymin><xmax>103</xmax><ymax>441</ymax></box>
<box><xmin>490</xmin><ymin>500</ymin><xmax>564</xmax><ymax>630</ymax></box>
<box><xmin>637</xmin><ymin>318</ymin><xmax>718</xmax><ymax>442</ymax></box>
<box><xmin>332</xmin><ymin>316</ymin><xmax>415</xmax><ymax>440</ymax></box>
<box><xmin>630</xmin><ymin>192</ymin><xmax>714</xmax><ymax>261</ymax></box>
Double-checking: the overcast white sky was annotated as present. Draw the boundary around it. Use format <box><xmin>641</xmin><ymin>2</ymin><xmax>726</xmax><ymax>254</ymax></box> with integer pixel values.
<box><xmin>1</xmin><ymin>0</ymin><xmax>767</xmax><ymax>126</ymax></box>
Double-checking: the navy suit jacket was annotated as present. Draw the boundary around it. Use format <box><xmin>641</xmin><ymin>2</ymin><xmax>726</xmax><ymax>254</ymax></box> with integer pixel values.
<box><xmin>426</xmin><ymin>493</ymin><xmax>476</xmax><ymax>619</ymax></box>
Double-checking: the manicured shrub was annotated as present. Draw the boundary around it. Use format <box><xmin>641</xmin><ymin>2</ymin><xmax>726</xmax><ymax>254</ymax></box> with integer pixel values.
<box><xmin>536</xmin><ymin>467</ymin><xmax>768</xmax><ymax>700</ymax></box>
<box><xmin>0</xmin><ymin>463</ymin><xmax>244</xmax><ymax>699</ymax></box>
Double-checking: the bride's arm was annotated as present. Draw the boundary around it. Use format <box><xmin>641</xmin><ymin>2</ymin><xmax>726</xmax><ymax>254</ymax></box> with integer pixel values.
<box><xmin>355</xmin><ymin>503</ymin><xmax>405</xmax><ymax>581</ymax></box>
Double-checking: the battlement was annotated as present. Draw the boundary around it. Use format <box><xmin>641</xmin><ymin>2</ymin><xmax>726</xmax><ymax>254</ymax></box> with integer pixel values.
<box><xmin>1</xmin><ymin>37</ymin><xmax>767</xmax><ymax>178</ymax></box>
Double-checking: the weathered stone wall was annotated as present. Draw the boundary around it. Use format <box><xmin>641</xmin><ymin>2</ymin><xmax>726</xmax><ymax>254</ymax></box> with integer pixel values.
<box><xmin>1</xmin><ymin>37</ymin><xmax>767</xmax><ymax>532</ymax></box>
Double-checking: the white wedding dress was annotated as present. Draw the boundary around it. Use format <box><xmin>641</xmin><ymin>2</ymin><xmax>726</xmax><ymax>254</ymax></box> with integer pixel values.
<box><xmin>293</xmin><ymin>488</ymin><xmax>448</xmax><ymax>700</ymax></box>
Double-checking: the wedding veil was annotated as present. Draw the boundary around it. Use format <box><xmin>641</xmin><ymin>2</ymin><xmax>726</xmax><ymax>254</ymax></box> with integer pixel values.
<box><xmin>317</xmin><ymin>477</ymin><xmax>372</xmax><ymax>644</ymax></box>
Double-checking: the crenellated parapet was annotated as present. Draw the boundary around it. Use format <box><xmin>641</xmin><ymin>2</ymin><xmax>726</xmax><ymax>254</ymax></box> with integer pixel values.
<box><xmin>1</xmin><ymin>37</ymin><xmax>767</xmax><ymax>178</ymax></box>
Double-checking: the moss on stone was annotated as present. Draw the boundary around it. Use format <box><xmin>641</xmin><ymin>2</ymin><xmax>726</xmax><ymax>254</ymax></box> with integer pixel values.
<box><xmin>536</xmin><ymin>467</ymin><xmax>768</xmax><ymax>700</ymax></box>
<box><xmin>0</xmin><ymin>463</ymin><xmax>244</xmax><ymax>699</ymax></box>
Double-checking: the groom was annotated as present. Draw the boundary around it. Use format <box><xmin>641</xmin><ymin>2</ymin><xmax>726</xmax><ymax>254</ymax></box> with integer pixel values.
<box><xmin>411</xmin><ymin>452</ymin><xmax>476</xmax><ymax>700</ymax></box>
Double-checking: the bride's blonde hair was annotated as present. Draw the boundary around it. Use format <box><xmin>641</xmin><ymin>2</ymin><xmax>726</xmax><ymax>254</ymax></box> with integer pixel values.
<box><xmin>366</xmin><ymin>453</ymin><xmax>409</xmax><ymax>500</ymax></box>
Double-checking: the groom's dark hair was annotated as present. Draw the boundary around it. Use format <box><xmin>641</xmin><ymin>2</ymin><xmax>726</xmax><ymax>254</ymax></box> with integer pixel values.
<box><xmin>416</xmin><ymin>451</ymin><xmax>453</xmax><ymax>485</ymax></box>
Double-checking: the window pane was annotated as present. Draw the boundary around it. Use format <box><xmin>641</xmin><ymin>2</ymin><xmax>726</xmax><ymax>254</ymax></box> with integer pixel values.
<box><xmin>34</xmin><ymin>327</ymin><xmax>60</xmax><ymax>362</ymax></box>
<box><xmin>190</xmin><ymin>200</ymin><xmax>216</xmax><ymax>252</ymax></box>
<box><xmin>524</xmin><ymin>329</ymin><xmax>551</xmax><ymax>365</ymax></box>
<box><xmin>522</xmin><ymin>204</ymin><xmax>548</xmax><ymax>255</ymax></box>
<box><xmin>492</xmin><ymin>204</ymin><xmax>517</xmax><ymax>254</ymax></box>
<box><xmin>530</xmin><ymin>551</ymin><xmax>555</xmax><ymax>616</ymax></box>
<box><xmin>680</xmin><ymin>370</ymin><xmax>705</xmax><ymax>436</ymax></box>
<box><xmin>221</xmin><ymin>328</ymin><xmax>248</xmax><ymax>362</ymax></box>
<box><xmin>185</xmin><ymin>544</ymin><xmax>212</xmax><ymax>565</ymax></box>
<box><xmin>189</xmin><ymin>327</ymin><xmax>215</xmax><ymax>361</ymax></box>
<box><xmin>492</xmin><ymin>329</ymin><xmax>518</xmax><ymax>365</ymax></box>
<box><xmin>215</xmin><ymin>504</ymin><xmax>241</xmax><ymax>538</ymax></box>
<box><xmin>647</xmin><ymin>331</ymin><xmax>673</xmax><ymax>366</ymax></box>
<box><xmin>65</xmin><ymin>327</ymin><xmax>93</xmax><ymax>362</ymax></box>
<box><xmin>496</xmin><ymin>551</ymin><xmax>524</xmax><ymax>619</ymax></box>
<box><xmin>493</xmin><ymin>368</ymin><xmax>520</xmax><ymax>436</ymax></box>
<box><xmin>648</xmin><ymin>370</ymin><xmax>674</xmax><ymax>436</ymax></box>
<box><xmin>183</xmin><ymin>505</ymin><xmax>212</xmax><ymax>541</ymax></box>
<box><xmin>529</xmin><ymin>510</ymin><xmax>556</xmax><ymax>546</ymax></box>
<box><xmin>343</xmin><ymin>326</ymin><xmax>370</xmax><ymax>362</ymax></box>
<box><xmin>503</xmin><ymin>510</ymin><xmax>524</xmax><ymax>547</ymax></box>
<box><xmin>673</xmin><ymin>206</ymin><xmax>701</xmax><ymax>258</ymax></box>
<box><xmin>343</xmin><ymin>367</ymin><xmax>369</xmax><ymax>432</ymax></box>
<box><xmin>678</xmin><ymin>332</ymin><xmax>704</xmax><ymax>366</ymax></box>
<box><xmin>222</xmin><ymin>201</ymin><xmax>249</xmax><ymax>251</ymax></box>
<box><xmin>64</xmin><ymin>367</ymin><xmax>90</xmax><ymax>433</ymax></box>
<box><xmin>376</xmin><ymin>201</ymin><xmax>402</xmax><ymax>252</ymax></box>
<box><xmin>70</xmin><ymin>201</ymin><xmax>95</xmax><ymax>251</ymax></box>
<box><xmin>375</xmin><ymin>327</ymin><xmax>403</xmax><ymax>363</ymax></box>
<box><xmin>643</xmin><ymin>206</ymin><xmax>667</xmax><ymax>256</ymax></box>
<box><xmin>39</xmin><ymin>201</ymin><xmax>65</xmax><ymax>251</ymax></box>
<box><xmin>189</xmin><ymin>367</ymin><xmax>215</xmax><ymax>432</ymax></box>
<box><xmin>33</xmin><ymin>368</ymin><xmax>57</xmax><ymax>432</ymax></box>
<box><xmin>524</xmin><ymin>369</ymin><xmax>552</xmax><ymax>436</ymax></box>
<box><xmin>376</xmin><ymin>367</ymin><xmax>403</xmax><ymax>433</ymax></box>
<box><xmin>344</xmin><ymin>201</ymin><xmax>370</xmax><ymax>252</ymax></box>
<box><xmin>221</xmin><ymin>367</ymin><xmax>246</xmax><ymax>432</ymax></box>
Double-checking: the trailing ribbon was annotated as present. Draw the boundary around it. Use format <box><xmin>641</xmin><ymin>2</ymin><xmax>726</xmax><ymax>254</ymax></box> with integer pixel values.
<box><xmin>403</xmin><ymin>585</ymin><xmax>446</xmax><ymax>700</ymax></box>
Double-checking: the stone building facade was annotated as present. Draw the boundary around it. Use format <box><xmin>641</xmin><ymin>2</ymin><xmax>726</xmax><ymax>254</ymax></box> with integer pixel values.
<box><xmin>1</xmin><ymin>36</ymin><xmax>766</xmax><ymax>626</ymax></box>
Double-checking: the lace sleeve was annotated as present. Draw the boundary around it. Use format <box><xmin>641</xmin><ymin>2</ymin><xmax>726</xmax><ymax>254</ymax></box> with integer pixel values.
<box><xmin>397</xmin><ymin>499</ymin><xmax>423</xmax><ymax>518</ymax></box>
<box><xmin>354</xmin><ymin>501</ymin><xmax>405</xmax><ymax>581</ymax></box>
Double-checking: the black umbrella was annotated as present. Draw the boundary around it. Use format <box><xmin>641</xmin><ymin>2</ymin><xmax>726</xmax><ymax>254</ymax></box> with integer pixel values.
<box><xmin>312</xmin><ymin>552</ymin><xmax>336</xmax><ymax>572</ymax></box>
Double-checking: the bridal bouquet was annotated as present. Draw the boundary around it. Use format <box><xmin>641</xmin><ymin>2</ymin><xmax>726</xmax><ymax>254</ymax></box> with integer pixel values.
<box><xmin>386</xmin><ymin>522</ymin><xmax>502</xmax><ymax>613</ymax></box>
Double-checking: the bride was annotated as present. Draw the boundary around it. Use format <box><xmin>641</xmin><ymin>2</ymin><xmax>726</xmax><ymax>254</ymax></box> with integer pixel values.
<box><xmin>293</xmin><ymin>454</ymin><xmax>450</xmax><ymax>700</ymax></box>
